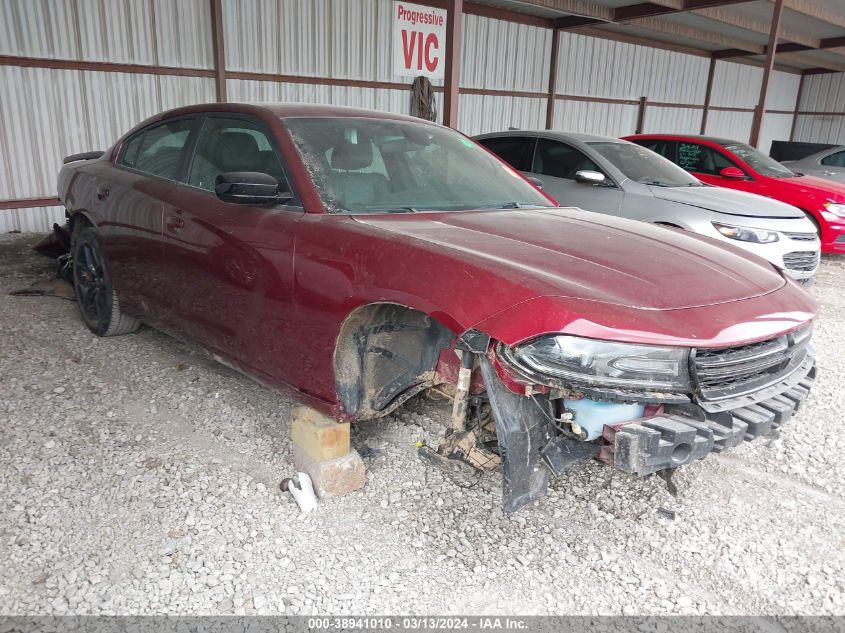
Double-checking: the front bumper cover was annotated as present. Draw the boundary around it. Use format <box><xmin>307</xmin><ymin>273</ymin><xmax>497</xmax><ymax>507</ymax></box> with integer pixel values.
<box><xmin>479</xmin><ymin>354</ymin><xmax>816</xmax><ymax>512</ymax></box>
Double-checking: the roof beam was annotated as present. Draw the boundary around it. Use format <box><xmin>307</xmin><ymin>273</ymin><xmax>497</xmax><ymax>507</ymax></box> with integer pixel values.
<box><xmin>782</xmin><ymin>0</ymin><xmax>845</xmax><ymax>30</ymax></box>
<box><xmin>803</xmin><ymin>67</ymin><xmax>845</xmax><ymax>75</ymax></box>
<box><xmin>715</xmin><ymin>35</ymin><xmax>845</xmax><ymax>59</ymax></box>
<box><xmin>556</xmin><ymin>0</ymin><xmax>751</xmax><ymax>30</ymax></box>
<box><xmin>511</xmin><ymin>0</ymin><xmax>610</xmax><ymax>20</ymax></box>
<box><xmin>624</xmin><ymin>16</ymin><xmax>765</xmax><ymax>53</ymax></box>
<box><xmin>693</xmin><ymin>6</ymin><xmax>817</xmax><ymax>47</ymax></box>
<box><xmin>777</xmin><ymin>49</ymin><xmax>845</xmax><ymax>72</ymax></box>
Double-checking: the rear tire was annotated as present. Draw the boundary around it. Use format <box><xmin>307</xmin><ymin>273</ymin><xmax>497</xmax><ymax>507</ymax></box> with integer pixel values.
<box><xmin>72</xmin><ymin>227</ymin><xmax>140</xmax><ymax>337</ymax></box>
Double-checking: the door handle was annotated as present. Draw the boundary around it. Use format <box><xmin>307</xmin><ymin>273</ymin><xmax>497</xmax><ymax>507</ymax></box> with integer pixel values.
<box><xmin>96</xmin><ymin>185</ymin><xmax>110</xmax><ymax>200</ymax></box>
<box><xmin>165</xmin><ymin>214</ymin><xmax>185</xmax><ymax>232</ymax></box>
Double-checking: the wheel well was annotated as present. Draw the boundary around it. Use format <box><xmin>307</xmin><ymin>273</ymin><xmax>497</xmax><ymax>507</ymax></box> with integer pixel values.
<box><xmin>334</xmin><ymin>303</ymin><xmax>454</xmax><ymax>420</ymax></box>
<box><xmin>800</xmin><ymin>209</ymin><xmax>821</xmax><ymax>235</ymax></box>
<box><xmin>69</xmin><ymin>212</ymin><xmax>94</xmax><ymax>238</ymax></box>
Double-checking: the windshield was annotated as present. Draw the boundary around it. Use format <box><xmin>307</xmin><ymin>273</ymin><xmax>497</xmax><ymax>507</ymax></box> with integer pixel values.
<box><xmin>588</xmin><ymin>142</ymin><xmax>701</xmax><ymax>187</ymax></box>
<box><xmin>284</xmin><ymin>117</ymin><xmax>553</xmax><ymax>213</ymax></box>
<box><xmin>722</xmin><ymin>142</ymin><xmax>796</xmax><ymax>178</ymax></box>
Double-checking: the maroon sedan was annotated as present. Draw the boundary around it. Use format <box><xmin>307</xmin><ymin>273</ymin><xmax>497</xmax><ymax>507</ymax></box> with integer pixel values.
<box><xmin>58</xmin><ymin>104</ymin><xmax>816</xmax><ymax>511</ymax></box>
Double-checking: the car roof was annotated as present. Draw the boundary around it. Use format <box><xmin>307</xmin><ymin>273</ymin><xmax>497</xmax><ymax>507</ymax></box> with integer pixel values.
<box><xmin>627</xmin><ymin>133</ymin><xmax>740</xmax><ymax>145</ymax></box>
<box><xmin>475</xmin><ymin>130</ymin><xmax>627</xmax><ymax>144</ymax></box>
<box><xmin>157</xmin><ymin>102</ymin><xmax>440</xmax><ymax>125</ymax></box>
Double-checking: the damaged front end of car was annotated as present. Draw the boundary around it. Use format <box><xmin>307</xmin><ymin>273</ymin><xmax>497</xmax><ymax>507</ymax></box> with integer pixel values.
<box><xmin>445</xmin><ymin>325</ymin><xmax>816</xmax><ymax>513</ymax></box>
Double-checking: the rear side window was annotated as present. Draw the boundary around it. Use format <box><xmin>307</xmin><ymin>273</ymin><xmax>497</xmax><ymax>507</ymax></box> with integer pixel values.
<box><xmin>477</xmin><ymin>136</ymin><xmax>534</xmax><ymax>171</ymax></box>
<box><xmin>633</xmin><ymin>139</ymin><xmax>676</xmax><ymax>162</ymax></box>
<box><xmin>119</xmin><ymin>119</ymin><xmax>194</xmax><ymax>180</ymax></box>
<box><xmin>533</xmin><ymin>139</ymin><xmax>601</xmax><ymax>180</ymax></box>
<box><xmin>187</xmin><ymin>117</ymin><xmax>290</xmax><ymax>193</ymax></box>
<box><xmin>678</xmin><ymin>142</ymin><xmax>735</xmax><ymax>175</ymax></box>
<box><xmin>821</xmin><ymin>151</ymin><xmax>845</xmax><ymax>167</ymax></box>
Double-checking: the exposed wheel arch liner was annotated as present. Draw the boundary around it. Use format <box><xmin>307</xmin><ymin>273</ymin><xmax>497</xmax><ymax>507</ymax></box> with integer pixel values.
<box><xmin>69</xmin><ymin>210</ymin><xmax>96</xmax><ymax>235</ymax></box>
<box><xmin>333</xmin><ymin>302</ymin><xmax>455</xmax><ymax>420</ymax></box>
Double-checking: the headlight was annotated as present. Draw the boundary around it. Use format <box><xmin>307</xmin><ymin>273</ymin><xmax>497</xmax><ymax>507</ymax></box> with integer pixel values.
<box><xmin>712</xmin><ymin>222</ymin><xmax>779</xmax><ymax>243</ymax></box>
<box><xmin>823</xmin><ymin>202</ymin><xmax>845</xmax><ymax>217</ymax></box>
<box><xmin>501</xmin><ymin>335</ymin><xmax>690</xmax><ymax>391</ymax></box>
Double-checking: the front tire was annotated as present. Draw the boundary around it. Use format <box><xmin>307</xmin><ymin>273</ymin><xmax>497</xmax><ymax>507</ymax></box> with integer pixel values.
<box><xmin>72</xmin><ymin>227</ymin><xmax>140</xmax><ymax>337</ymax></box>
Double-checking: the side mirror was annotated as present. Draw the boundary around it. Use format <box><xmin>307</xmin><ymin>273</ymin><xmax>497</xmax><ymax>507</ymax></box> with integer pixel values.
<box><xmin>574</xmin><ymin>170</ymin><xmax>606</xmax><ymax>185</ymax></box>
<box><xmin>215</xmin><ymin>172</ymin><xmax>284</xmax><ymax>205</ymax></box>
<box><xmin>719</xmin><ymin>166</ymin><xmax>746</xmax><ymax>180</ymax></box>
<box><xmin>526</xmin><ymin>176</ymin><xmax>544</xmax><ymax>190</ymax></box>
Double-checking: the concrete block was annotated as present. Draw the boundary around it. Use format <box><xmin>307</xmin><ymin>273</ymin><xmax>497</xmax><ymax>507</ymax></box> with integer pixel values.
<box><xmin>291</xmin><ymin>404</ymin><xmax>350</xmax><ymax>462</ymax></box>
<box><xmin>292</xmin><ymin>444</ymin><xmax>366</xmax><ymax>499</ymax></box>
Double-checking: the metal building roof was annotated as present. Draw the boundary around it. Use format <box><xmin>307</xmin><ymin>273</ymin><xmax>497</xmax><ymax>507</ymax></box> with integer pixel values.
<box><xmin>471</xmin><ymin>0</ymin><xmax>845</xmax><ymax>74</ymax></box>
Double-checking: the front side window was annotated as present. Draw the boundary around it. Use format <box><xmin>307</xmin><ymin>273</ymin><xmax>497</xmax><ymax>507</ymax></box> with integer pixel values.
<box><xmin>677</xmin><ymin>142</ymin><xmax>737</xmax><ymax>176</ymax></box>
<box><xmin>119</xmin><ymin>118</ymin><xmax>195</xmax><ymax>180</ymax></box>
<box><xmin>188</xmin><ymin>117</ymin><xmax>290</xmax><ymax>193</ymax></box>
<box><xmin>477</xmin><ymin>136</ymin><xmax>534</xmax><ymax>171</ymax></box>
<box><xmin>284</xmin><ymin>117</ymin><xmax>552</xmax><ymax>214</ymax></box>
<box><xmin>533</xmin><ymin>139</ymin><xmax>601</xmax><ymax>181</ymax></box>
<box><xmin>589</xmin><ymin>142</ymin><xmax>700</xmax><ymax>187</ymax></box>
<box><xmin>821</xmin><ymin>151</ymin><xmax>845</xmax><ymax>167</ymax></box>
<box><xmin>721</xmin><ymin>142</ymin><xmax>795</xmax><ymax>178</ymax></box>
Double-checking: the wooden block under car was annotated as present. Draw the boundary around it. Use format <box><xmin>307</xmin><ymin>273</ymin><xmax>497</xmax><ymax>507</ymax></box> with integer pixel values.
<box><xmin>291</xmin><ymin>404</ymin><xmax>351</xmax><ymax>462</ymax></box>
<box><xmin>291</xmin><ymin>444</ymin><xmax>366</xmax><ymax>498</ymax></box>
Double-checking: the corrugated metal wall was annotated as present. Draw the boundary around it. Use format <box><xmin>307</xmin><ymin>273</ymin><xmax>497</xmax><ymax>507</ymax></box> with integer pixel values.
<box><xmin>793</xmin><ymin>72</ymin><xmax>845</xmax><ymax>145</ymax></box>
<box><xmin>702</xmin><ymin>64</ymin><xmax>800</xmax><ymax>152</ymax></box>
<box><xmin>0</xmin><ymin>65</ymin><xmax>214</xmax><ymax>201</ymax></box>
<box><xmin>0</xmin><ymin>0</ymin><xmax>810</xmax><ymax>231</ymax></box>
<box><xmin>0</xmin><ymin>0</ymin><xmax>217</xmax><ymax>231</ymax></box>
<box><xmin>459</xmin><ymin>95</ymin><xmax>546</xmax><ymax>136</ymax></box>
<box><xmin>551</xmin><ymin>32</ymin><xmax>712</xmax><ymax>136</ymax></box>
<box><xmin>0</xmin><ymin>206</ymin><xmax>65</xmax><ymax>233</ymax></box>
<box><xmin>222</xmin><ymin>0</ymin><xmax>429</xmax><ymax>84</ymax></box>
<box><xmin>0</xmin><ymin>0</ymin><xmax>213</xmax><ymax>67</ymax></box>
<box><xmin>227</xmin><ymin>78</ymin><xmax>445</xmax><ymax>121</ymax></box>
<box><xmin>710</xmin><ymin>61</ymin><xmax>762</xmax><ymax>111</ymax></box>
<box><xmin>767</xmin><ymin>70</ymin><xmax>801</xmax><ymax>111</ymax></box>
<box><xmin>644</xmin><ymin>106</ymin><xmax>703</xmax><ymax>135</ymax></box>
<box><xmin>552</xmin><ymin>100</ymin><xmax>638</xmax><ymax>137</ymax></box>
<box><xmin>556</xmin><ymin>32</ymin><xmax>709</xmax><ymax>103</ymax></box>
<box><xmin>461</xmin><ymin>15</ymin><xmax>551</xmax><ymax>93</ymax></box>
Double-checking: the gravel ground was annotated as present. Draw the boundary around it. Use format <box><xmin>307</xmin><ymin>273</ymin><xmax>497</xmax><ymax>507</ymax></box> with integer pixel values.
<box><xmin>0</xmin><ymin>233</ymin><xmax>844</xmax><ymax>616</ymax></box>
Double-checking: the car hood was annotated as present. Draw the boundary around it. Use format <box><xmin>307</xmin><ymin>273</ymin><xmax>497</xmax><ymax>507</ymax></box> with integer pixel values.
<box><xmin>650</xmin><ymin>185</ymin><xmax>803</xmax><ymax>218</ymax></box>
<box><xmin>769</xmin><ymin>173</ymin><xmax>845</xmax><ymax>201</ymax></box>
<box><xmin>354</xmin><ymin>208</ymin><xmax>784</xmax><ymax>311</ymax></box>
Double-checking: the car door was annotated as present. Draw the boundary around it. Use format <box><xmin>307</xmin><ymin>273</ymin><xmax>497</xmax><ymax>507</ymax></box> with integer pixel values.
<box><xmin>676</xmin><ymin>141</ymin><xmax>759</xmax><ymax>193</ymax></box>
<box><xmin>97</xmin><ymin>116</ymin><xmax>198</xmax><ymax>322</ymax></box>
<box><xmin>160</xmin><ymin>113</ymin><xmax>303</xmax><ymax>376</ymax></box>
<box><xmin>531</xmin><ymin>138</ymin><xmax>623</xmax><ymax>214</ymax></box>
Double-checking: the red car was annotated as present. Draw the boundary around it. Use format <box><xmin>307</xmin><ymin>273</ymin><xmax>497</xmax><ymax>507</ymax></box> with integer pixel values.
<box><xmin>624</xmin><ymin>134</ymin><xmax>845</xmax><ymax>253</ymax></box>
<box><xmin>58</xmin><ymin>104</ymin><xmax>816</xmax><ymax>512</ymax></box>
